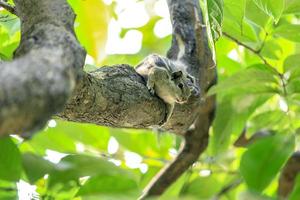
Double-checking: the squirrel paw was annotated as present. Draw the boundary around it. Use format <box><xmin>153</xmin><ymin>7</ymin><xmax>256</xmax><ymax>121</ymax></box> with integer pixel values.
<box><xmin>147</xmin><ymin>85</ymin><xmax>155</xmax><ymax>95</ymax></box>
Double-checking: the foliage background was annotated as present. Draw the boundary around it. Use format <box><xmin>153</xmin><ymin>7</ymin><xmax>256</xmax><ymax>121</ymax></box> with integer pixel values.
<box><xmin>0</xmin><ymin>0</ymin><xmax>300</xmax><ymax>199</ymax></box>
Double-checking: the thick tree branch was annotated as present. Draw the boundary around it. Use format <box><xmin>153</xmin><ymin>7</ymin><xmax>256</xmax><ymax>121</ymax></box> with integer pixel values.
<box><xmin>58</xmin><ymin>65</ymin><xmax>167</xmax><ymax>129</ymax></box>
<box><xmin>0</xmin><ymin>0</ymin><xmax>85</xmax><ymax>136</ymax></box>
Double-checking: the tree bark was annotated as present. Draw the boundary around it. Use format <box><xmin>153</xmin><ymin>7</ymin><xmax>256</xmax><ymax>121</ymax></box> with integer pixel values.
<box><xmin>0</xmin><ymin>0</ymin><xmax>85</xmax><ymax>136</ymax></box>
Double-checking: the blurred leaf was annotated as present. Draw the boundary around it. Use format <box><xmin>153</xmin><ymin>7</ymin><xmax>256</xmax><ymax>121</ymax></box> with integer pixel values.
<box><xmin>68</xmin><ymin>0</ymin><xmax>109</xmax><ymax>63</ymax></box>
<box><xmin>207</xmin><ymin>0</ymin><xmax>224</xmax><ymax>40</ymax></box>
<box><xmin>240</xmin><ymin>134</ymin><xmax>294</xmax><ymax>192</ymax></box>
<box><xmin>249</xmin><ymin>110</ymin><xmax>289</xmax><ymax>133</ymax></box>
<box><xmin>284</xmin><ymin>54</ymin><xmax>300</xmax><ymax>82</ymax></box>
<box><xmin>0</xmin><ymin>137</ymin><xmax>21</xmax><ymax>181</ymax></box>
<box><xmin>208</xmin><ymin>64</ymin><xmax>279</xmax><ymax>96</ymax></box>
<box><xmin>22</xmin><ymin>153</ymin><xmax>55</xmax><ymax>184</ymax></box>
<box><xmin>110</xmin><ymin>129</ymin><xmax>173</xmax><ymax>159</ymax></box>
<box><xmin>284</xmin><ymin>0</ymin><xmax>300</xmax><ymax>14</ymax></box>
<box><xmin>245</xmin><ymin>0</ymin><xmax>271</xmax><ymax>29</ymax></box>
<box><xmin>274</xmin><ymin>24</ymin><xmax>300</xmax><ymax>43</ymax></box>
<box><xmin>182</xmin><ymin>175</ymin><xmax>223</xmax><ymax>198</ymax></box>
<box><xmin>260</xmin><ymin>40</ymin><xmax>282</xmax><ymax>60</ymax></box>
<box><xmin>20</xmin><ymin>126</ymin><xmax>77</xmax><ymax>154</ymax></box>
<box><xmin>223</xmin><ymin>0</ymin><xmax>259</xmax><ymax>44</ymax></box>
<box><xmin>0</xmin><ymin>25</ymin><xmax>19</xmax><ymax>60</ymax></box>
<box><xmin>253</xmin><ymin>0</ymin><xmax>284</xmax><ymax>21</ymax></box>
<box><xmin>0</xmin><ymin>12</ymin><xmax>20</xmax><ymax>35</ymax></box>
<box><xmin>287</xmin><ymin>79</ymin><xmax>300</xmax><ymax>95</ymax></box>
<box><xmin>20</xmin><ymin>121</ymin><xmax>110</xmax><ymax>154</ymax></box>
<box><xmin>210</xmin><ymin>93</ymin><xmax>271</xmax><ymax>154</ymax></box>
<box><xmin>48</xmin><ymin>154</ymin><xmax>133</xmax><ymax>188</ymax></box>
<box><xmin>77</xmin><ymin>174</ymin><xmax>138</xmax><ymax>196</ymax></box>
<box><xmin>223</xmin><ymin>0</ymin><xmax>246</xmax><ymax>28</ymax></box>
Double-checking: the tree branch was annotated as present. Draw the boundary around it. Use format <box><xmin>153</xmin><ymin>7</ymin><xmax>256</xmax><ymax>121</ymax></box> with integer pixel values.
<box><xmin>278</xmin><ymin>152</ymin><xmax>300</xmax><ymax>198</ymax></box>
<box><xmin>58</xmin><ymin>65</ymin><xmax>168</xmax><ymax>130</ymax></box>
<box><xmin>222</xmin><ymin>32</ymin><xmax>281</xmax><ymax>76</ymax></box>
<box><xmin>0</xmin><ymin>0</ymin><xmax>85</xmax><ymax>136</ymax></box>
<box><xmin>139</xmin><ymin>0</ymin><xmax>216</xmax><ymax>198</ymax></box>
<box><xmin>0</xmin><ymin>0</ymin><xmax>16</xmax><ymax>15</ymax></box>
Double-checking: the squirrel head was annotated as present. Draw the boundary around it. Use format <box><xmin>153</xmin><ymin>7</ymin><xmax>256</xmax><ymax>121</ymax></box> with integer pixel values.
<box><xmin>170</xmin><ymin>70</ymin><xmax>192</xmax><ymax>104</ymax></box>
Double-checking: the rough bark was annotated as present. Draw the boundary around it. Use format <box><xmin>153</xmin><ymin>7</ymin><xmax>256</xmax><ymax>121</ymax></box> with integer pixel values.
<box><xmin>58</xmin><ymin>65</ymin><xmax>167</xmax><ymax>129</ymax></box>
<box><xmin>0</xmin><ymin>0</ymin><xmax>85</xmax><ymax>136</ymax></box>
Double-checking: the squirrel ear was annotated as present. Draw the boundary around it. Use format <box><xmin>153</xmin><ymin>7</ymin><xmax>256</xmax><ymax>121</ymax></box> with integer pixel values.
<box><xmin>172</xmin><ymin>71</ymin><xmax>183</xmax><ymax>79</ymax></box>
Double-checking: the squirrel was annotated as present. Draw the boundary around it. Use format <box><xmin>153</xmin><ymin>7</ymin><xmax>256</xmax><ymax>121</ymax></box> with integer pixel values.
<box><xmin>135</xmin><ymin>54</ymin><xmax>199</xmax><ymax>126</ymax></box>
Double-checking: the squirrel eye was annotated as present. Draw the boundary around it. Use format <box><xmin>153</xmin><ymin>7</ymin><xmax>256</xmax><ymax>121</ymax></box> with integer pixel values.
<box><xmin>178</xmin><ymin>83</ymin><xmax>184</xmax><ymax>89</ymax></box>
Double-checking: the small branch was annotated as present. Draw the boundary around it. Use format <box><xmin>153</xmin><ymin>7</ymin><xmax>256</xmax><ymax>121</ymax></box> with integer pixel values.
<box><xmin>216</xmin><ymin>179</ymin><xmax>242</xmax><ymax>198</ymax></box>
<box><xmin>0</xmin><ymin>0</ymin><xmax>16</xmax><ymax>15</ymax></box>
<box><xmin>278</xmin><ymin>152</ymin><xmax>300</xmax><ymax>198</ymax></box>
<box><xmin>0</xmin><ymin>0</ymin><xmax>85</xmax><ymax>136</ymax></box>
<box><xmin>222</xmin><ymin>32</ymin><xmax>281</xmax><ymax>76</ymax></box>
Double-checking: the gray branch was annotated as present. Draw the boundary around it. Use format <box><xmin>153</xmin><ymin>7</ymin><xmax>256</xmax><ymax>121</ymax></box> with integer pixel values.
<box><xmin>0</xmin><ymin>0</ymin><xmax>85</xmax><ymax>136</ymax></box>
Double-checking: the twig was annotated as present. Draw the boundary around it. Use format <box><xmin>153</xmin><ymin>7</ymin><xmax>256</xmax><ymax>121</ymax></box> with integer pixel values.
<box><xmin>215</xmin><ymin>179</ymin><xmax>242</xmax><ymax>198</ymax></box>
<box><xmin>222</xmin><ymin>32</ymin><xmax>281</xmax><ymax>76</ymax></box>
<box><xmin>0</xmin><ymin>0</ymin><xmax>16</xmax><ymax>15</ymax></box>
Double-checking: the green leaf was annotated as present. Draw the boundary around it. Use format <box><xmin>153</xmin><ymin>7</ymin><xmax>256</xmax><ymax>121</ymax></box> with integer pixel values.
<box><xmin>20</xmin><ymin>121</ymin><xmax>110</xmax><ymax>154</ymax></box>
<box><xmin>284</xmin><ymin>54</ymin><xmax>300</xmax><ymax>82</ymax></box>
<box><xmin>207</xmin><ymin>0</ymin><xmax>224</xmax><ymax>40</ymax></box>
<box><xmin>110</xmin><ymin>129</ymin><xmax>174</xmax><ymax>159</ymax></box>
<box><xmin>240</xmin><ymin>134</ymin><xmax>295</xmax><ymax>192</ymax></box>
<box><xmin>245</xmin><ymin>0</ymin><xmax>271</xmax><ymax>29</ymax></box>
<box><xmin>0</xmin><ymin>137</ymin><xmax>21</xmax><ymax>181</ymax></box>
<box><xmin>48</xmin><ymin>154</ymin><xmax>134</xmax><ymax>188</ymax></box>
<box><xmin>253</xmin><ymin>0</ymin><xmax>284</xmax><ymax>21</ymax></box>
<box><xmin>249</xmin><ymin>110</ymin><xmax>290</xmax><ymax>133</ymax></box>
<box><xmin>22</xmin><ymin>153</ymin><xmax>55</xmax><ymax>184</ymax></box>
<box><xmin>182</xmin><ymin>175</ymin><xmax>223</xmax><ymax>198</ymax></box>
<box><xmin>274</xmin><ymin>24</ymin><xmax>300</xmax><ymax>43</ymax></box>
<box><xmin>224</xmin><ymin>0</ymin><xmax>246</xmax><ymax>27</ymax></box>
<box><xmin>210</xmin><ymin>93</ymin><xmax>271</xmax><ymax>154</ymax></box>
<box><xmin>284</xmin><ymin>0</ymin><xmax>300</xmax><ymax>14</ymax></box>
<box><xmin>208</xmin><ymin>64</ymin><xmax>280</xmax><ymax>96</ymax></box>
<box><xmin>289</xmin><ymin>174</ymin><xmax>300</xmax><ymax>200</ymax></box>
<box><xmin>21</xmin><ymin>126</ymin><xmax>77</xmax><ymax>154</ymax></box>
<box><xmin>260</xmin><ymin>40</ymin><xmax>282</xmax><ymax>60</ymax></box>
<box><xmin>77</xmin><ymin>174</ymin><xmax>138</xmax><ymax>196</ymax></box>
<box><xmin>68</xmin><ymin>0</ymin><xmax>109</xmax><ymax>63</ymax></box>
